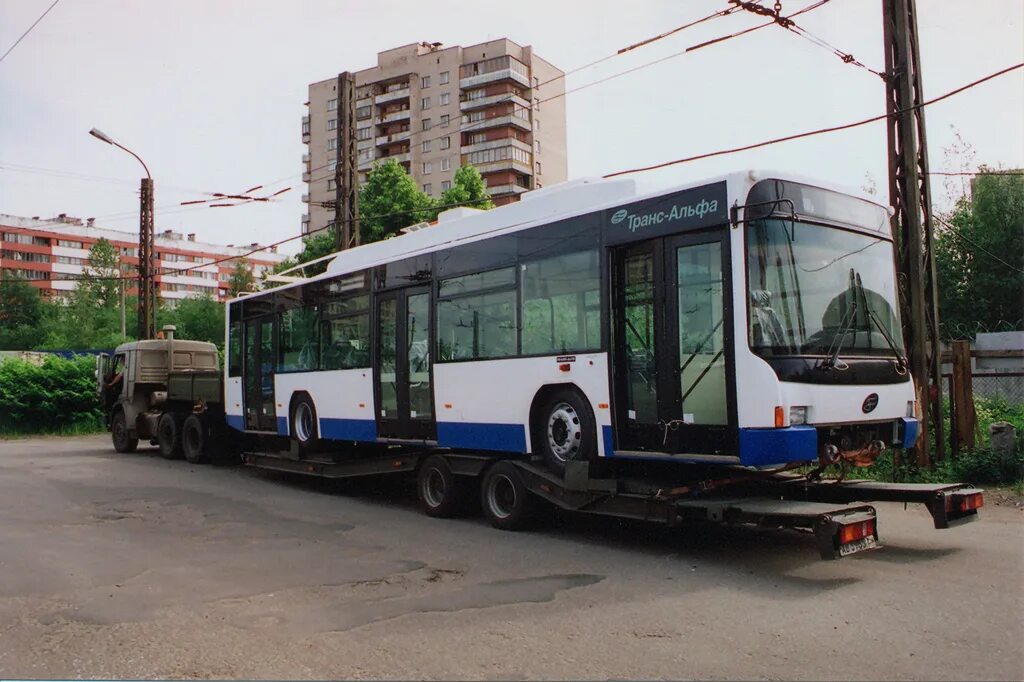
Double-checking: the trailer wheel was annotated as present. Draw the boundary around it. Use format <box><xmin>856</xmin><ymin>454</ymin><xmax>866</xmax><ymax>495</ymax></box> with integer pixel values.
<box><xmin>534</xmin><ymin>388</ymin><xmax>596</xmax><ymax>476</ymax></box>
<box><xmin>290</xmin><ymin>394</ymin><xmax>319</xmax><ymax>456</ymax></box>
<box><xmin>111</xmin><ymin>409</ymin><xmax>138</xmax><ymax>453</ymax></box>
<box><xmin>157</xmin><ymin>413</ymin><xmax>183</xmax><ymax>460</ymax></box>
<box><xmin>182</xmin><ymin>414</ymin><xmax>209</xmax><ymax>464</ymax></box>
<box><xmin>481</xmin><ymin>461</ymin><xmax>537</xmax><ymax>531</ymax></box>
<box><xmin>417</xmin><ymin>455</ymin><xmax>467</xmax><ymax>518</ymax></box>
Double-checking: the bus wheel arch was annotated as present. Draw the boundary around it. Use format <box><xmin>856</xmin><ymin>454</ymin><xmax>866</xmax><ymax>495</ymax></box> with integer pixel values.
<box><xmin>289</xmin><ymin>391</ymin><xmax>320</xmax><ymax>455</ymax></box>
<box><xmin>529</xmin><ymin>383</ymin><xmax>598</xmax><ymax>476</ymax></box>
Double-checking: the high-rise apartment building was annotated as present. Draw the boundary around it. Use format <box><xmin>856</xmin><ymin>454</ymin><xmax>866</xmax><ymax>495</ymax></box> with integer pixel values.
<box><xmin>302</xmin><ymin>38</ymin><xmax>566</xmax><ymax>235</ymax></box>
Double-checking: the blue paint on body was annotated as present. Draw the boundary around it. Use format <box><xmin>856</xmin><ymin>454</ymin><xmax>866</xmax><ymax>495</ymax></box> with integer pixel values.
<box><xmin>900</xmin><ymin>417</ymin><xmax>920</xmax><ymax>449</ymax></box>
<box><xmin>738</xmin><ymin>425</ymin><xmax>818</xmax><ymax>466</ymax></box>
<box><xmin>276</xmin><ymin>416</ymin><xmax>288</xmax><ymax>436</ymax></box>
<box><xmin>319</xmin><ymin>417</ymin><xmax>377</xmax><ymax>442</ymax></box>
<box><xmin>437</xmin><ymin>422</ymin><xmax>527</xmax><ymax>452</ymax></box>
<box><xmin>601</xmin><ymin>425</ymin><xmax>614</xmax><ymax>457</ymax></box>
<box><xmin>225</xmin><ymin>414</ymin><xmax>245</xmax><ymax>432</ymax></box>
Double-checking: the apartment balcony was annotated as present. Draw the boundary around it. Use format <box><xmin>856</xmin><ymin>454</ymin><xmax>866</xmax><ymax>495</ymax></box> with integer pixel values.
<box><xmin>357</xmin><ymin>158</ymin><xmax>374</xmax><ymax>172</ymax></box>
<box><xmin>375</xmin><ymin>86</ymin><xmax>411</xmax><ymax>105</ymax></box>
<box><xmin>470</xmin><ymin>159</ymin><xmax>533</xmax><ymax>176</ymax></box>
<box><xmin>379</xmin><ymin>109</ymin><xmax>411</xmax><ymax>124</ymax></box>
<box><xmin>460</xmin><ymin>137</ymin><xmax>532</xmax><ymax>156</ymax></box>
<box><xmin>381</xmin><ymin>151</ymin><xmax>410</xmax><ymax>164</ymax></box>
<box><xmin>376</xmin><ymin>129</ymin><xmax>411</xmax><ymax>146</ymax></box>
<box><xmin>486</xmin><ymin>183</ymin><xmax>530</xmax><ymax>197</ymax></box>
<box><xmin>301</xmin><ymin>115</ymin><xmax>310</xmax><ymax>142</ymax></box>
<box><xmin>464</xmin><ymin>114</ymin><xmax>532</xmax><ymax>134</ymax></box>
<box><xmin>301</xmin><ymin>193</ymin><xmax>310</xmax><ymax>203</ymax></box>
<box><xmin>460</xmin><ymin>68</ymin><xmax>530</xmax><ymax>90</ymax></box>
<box><xmin>302</xmin><ymin>152</ymin><xmax>311</xmax><ymax>163</ymax></box>
<box><xmin>302</xmin><ymin>171</ymin><xmax>311</xmax><ymax>182</ymax></box>
<box><xmin>459</xmin><ymin>92</ymin><xmax>530</xmax><ymax>112</ymax></box>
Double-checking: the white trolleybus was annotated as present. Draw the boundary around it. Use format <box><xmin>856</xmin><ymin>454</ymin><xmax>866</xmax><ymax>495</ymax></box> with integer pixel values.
<box><xmin>221</xmin><ymin>171</ymin><xmax>982</xmax><ymax>559</ymax></box>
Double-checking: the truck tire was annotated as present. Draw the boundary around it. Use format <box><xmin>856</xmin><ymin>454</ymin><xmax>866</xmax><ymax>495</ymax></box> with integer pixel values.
<box><xmin>481</xmin><ymin>460</ymin><xmax>537</xmax><ymax>531</ymax></box>
<box><xmin>157</xmin><ymin>413</ymin><xmax>183</xmax><ymax>460</ymax></box>
<box><xmin>182</xmin><ymin>414</ymin><xmax>209</xmax><ymax>464</ymax></box>
<box><xmin>111</xmin><ymin>409</ymin><xmax>138</xmax><ymax>453</ymax></box>
<box><xmin>417</xmin><ymin>455</ymin><xmax>467</xmax><ymax>518</ymax></box>
<box><xmin>533</xmin><ymin>388</ymin><xmax>597</xmax><ymax>476</ymax></box>
<box><xmin>290</xmin><ymin>394</ymin><xmax>320</xmax><ymax>457</ymax></box>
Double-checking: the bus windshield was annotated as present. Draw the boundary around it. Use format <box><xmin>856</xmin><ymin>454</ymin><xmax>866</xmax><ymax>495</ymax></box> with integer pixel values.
<box><xmin>746</xmin><ymin>219</ymin><xmax>904</xmax><ymax>358</ymax></box>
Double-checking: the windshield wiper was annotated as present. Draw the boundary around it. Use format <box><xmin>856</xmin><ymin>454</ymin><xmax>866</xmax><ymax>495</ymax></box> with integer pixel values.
<box><xmin>820</xmin><ymin>269</ymin><xmax>858</xmax><ymax>370</ymax></box>
<box><xmin>853</xmin><ymin>271</ymin><xmax>910</xmax><ymax>372</ymax></box>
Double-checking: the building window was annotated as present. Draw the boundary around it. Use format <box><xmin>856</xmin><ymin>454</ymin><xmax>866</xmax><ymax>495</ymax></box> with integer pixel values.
<box><xmin>440</xmin><ymin>114</ymin><xmax>450</xmax><ymax>128</ymax></box>
<box><xmin>327</xmin><ymin>98</ymin><xmax>338</xmax><ymax>111</ymax></box>
<box><xmin>466</xmin><ymin>88</ymin><xmax>486</xmax><ymax>101</ymax></box>
<box><xmin>356</xmin><ymin>105</ymin><xmax>372</xmax><ymax>119</ymax></box>
<box><xmin>302</xmin><ymin>120</ymin><xmax>310</xmax><ymax>135</ymax></box>
<box><xmin>534</xmin><ymin>97</ymin><xmax>540</xmax><ymax>111</ymax></box>
<box><xmin>536</xmin><ymin>161</ymin><xmax>542</xmax><ymax>175</ymax></box>
<box><xmin>439</xmin><ymin>71</ymin><xmax>449</xmax><ymax>85</ymax></box>
<box><xmin>440</xmin><ymin>136</ymin><xmax>451</xmax><ymax>150</ymax></box>
<box><xmin>421</xmin><ymin>96</ymin><xmax>430</xmax><ymax>110</ymax></box>
<box><xmin>421</xmin><ymin>75</ymin><xmax>431</xmax><ymax>88</ymax></box>
<box><xmin>356</xmin><ymin>127</ymin><xmax>373</xmax><ymax>140</ymax></box>
<box><xmin>327</xmin><ymin>179</ymin><xmax>337</xmax><ymax>191</ymax></box>
<box><xmin>423</xmin><ymin>183</ymin><xmax>432</xmax><ymax>195</ymax></box>
<box><xmin>468</xmin><ymin>132</ymin><xmax>486</xmax><ymax>145</ymax></box>
<box><xmin>441</xmin><ymin>180</ymin><xmax>451</xmax><ymax>191</ymax></box>
<box><xmin>535</xmin><ymin>118</ymin><xmax>540</xmax><ymax>132</ymax></box>
<box><xmin>422</xmin><ymin>118</ymin><xmax>432</xmax><ymax>131</ymax></box>
<box><xmin>422</xmin><ymin>140</ymin><xmax>431</xmax><ymax>153</ymax></box>
<box><xmin>56</xmin><ymin>239</ymin><xmax>83</xmax><ymax>249</ymax></box>
<box><xmin>329</xmin><ymin>159</ymin><xmax>339</xmax><ymax>171</ymax></box>
<box><xmin>327</xmin><ymin>138</ymin><xmax>338</xmax><ymax>151</ymax></box>
<box><xmin>536</xmin><ymin>140</ymin><xmax>541</xmax><ymax>154</ymax></box>
<box><xmin>422</xmin><ymin>162</ymin><xmax>432</xmax><ymax>174</ymax></box>
<box><xmin>327</xmin><ymin>118</ymin><xmax>337</xmax><ymax>131</ymax></box>
<box><xmin>441</xmin><ymin>157</ymin><xmax>451</xmax><ymax>171</ymax></box>
<box><xmin>439</xmin><ymin>92</ymin><xmax>450</xmax><ymax>106</ymax></box>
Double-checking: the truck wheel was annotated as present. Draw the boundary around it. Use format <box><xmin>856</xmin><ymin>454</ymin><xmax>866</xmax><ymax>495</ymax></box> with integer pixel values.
<box><xmin>111</xmin><ymin>409</ymin><xmax>138</xmax><ymax>453</ymax></box>
<box><xmin>481</xmin><ymin>461</ymin><xmax>537</xmax><ymax>531</ymax></box>
<box><xmin>182</xmin><ymin>414</ymin><xmax>209</xmax><ymax>464</ymax></box>
<box><xmin>290</xmin><ymin>394</ymin><xmax>319</xmax><ymax>456</ymax></box>
<box><xmin>417</xmin><ymin>455</ymin><xmax>467</xmax><ymax>518</ymax></box>
<box><xmin>534</xmin><ymin>388</ymin><xmax>596</xmax><ymax>476</ymax></box>
<box><xmin>157</xmin><ymin>413</ymin><xmax>183</xmax><ymax>460</ymax></box>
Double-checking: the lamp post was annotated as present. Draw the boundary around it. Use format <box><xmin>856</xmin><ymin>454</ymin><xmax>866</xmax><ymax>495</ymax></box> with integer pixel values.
<box><xmin>89</xmin><ymin>128</ymin><xmax>156</xmax><ymax>339</ymax></box>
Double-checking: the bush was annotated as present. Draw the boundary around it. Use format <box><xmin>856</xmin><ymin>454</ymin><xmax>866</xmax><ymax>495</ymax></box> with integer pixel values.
<box><xmin>0</xmin><ymin>355</ymin><xmax>104</xmax><ymax>435</ymax></box>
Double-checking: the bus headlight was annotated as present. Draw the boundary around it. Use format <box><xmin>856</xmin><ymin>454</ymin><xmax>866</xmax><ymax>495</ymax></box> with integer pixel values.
<box><xmin>790</xmin><ymin>406</ymin><xmax>808</xmax><ymax>425</ymax></box>
<box><xmin>906</xmin><ymin>400</ymin><xmax>917</xmax><ymax>418</ymax></box>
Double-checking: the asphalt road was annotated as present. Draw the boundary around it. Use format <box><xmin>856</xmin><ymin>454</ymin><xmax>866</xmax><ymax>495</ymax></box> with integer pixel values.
<box><xmin>0</xmin><ymin>435</ymin><xmax>1021</xmax><ymax>680</ymax></box>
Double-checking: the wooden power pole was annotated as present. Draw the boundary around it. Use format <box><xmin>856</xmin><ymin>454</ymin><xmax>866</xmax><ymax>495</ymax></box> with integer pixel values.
<box><xmin>882</xmin><ymin>0</ymin><xmax>944</xmax><ymax>466</ymax></box>
<box><xmin>334</xmin><ymin>71</ymin><xmax>359</xmax><ymax>251</ymax></box>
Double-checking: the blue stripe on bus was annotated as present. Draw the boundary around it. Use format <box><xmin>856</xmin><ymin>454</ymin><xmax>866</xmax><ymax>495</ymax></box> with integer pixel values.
<box><xmin>276</xmin><ymin>416</ymin><xmax>288</xmax><ymax>436</ymax></box>
<box><xmin>738</xmin><ymin>426</ymin><xmax>817</xmax><ymax>466</ymax></box>
<box><xmin>900</xmin><ymin>417</ymin><xmax>919</xmax><ymax>449</ymax></box>
<box><xmin>319</xmin><ymin>418</ymin><xmax>377</xmax><ymax>442</ymax></box>
<box><xmin>225</xmin><ymin>414</ymin><xmax>245</xmax><ymax>432</ymax></box>
<box><xmin>602</xmin><ymin>425</ymin><xmax>614</xmax><ymax>457</ymax></box>
<box><xmin>437</xmin><ymin>422</ymin><xmax>527</xmax><ymax>452</ymax></box>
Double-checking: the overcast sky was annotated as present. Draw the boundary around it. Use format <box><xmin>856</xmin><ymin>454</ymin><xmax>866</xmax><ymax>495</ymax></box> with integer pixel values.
<box><xmin>1</xmin><ymin>0</ymin><xmax>1021</xmax><ymax>255</ymax></box>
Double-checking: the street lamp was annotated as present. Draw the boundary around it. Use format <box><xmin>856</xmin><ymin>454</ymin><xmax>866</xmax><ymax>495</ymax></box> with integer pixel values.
<box><xmin>89</xmin><ymin>127</ymin><xmax>156</xmax><ymax>339</ymax></box>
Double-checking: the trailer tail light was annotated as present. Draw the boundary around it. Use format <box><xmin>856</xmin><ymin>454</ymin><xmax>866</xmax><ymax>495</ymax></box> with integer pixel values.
<box><xmin>838</xmin><ymin>518</ymin><xmax>875</xmax><ymax>545</ymax></box>
<box><xmin>774</xmin><ymin>406</ymin><xmax>785</xmax><ymax>428</ymax></box>
<box><xmin>946</xmin><ymin>491</ymin><xmax>984</xmax><ymax>513</ymax></box>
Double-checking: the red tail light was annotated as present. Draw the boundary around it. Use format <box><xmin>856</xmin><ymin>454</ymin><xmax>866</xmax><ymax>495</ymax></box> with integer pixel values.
<box><xmin>838</xmin><ymin>519</ymin><xmax>875</xmax><ymax>545</ymax></box>
<box><xmin>957</xmin><ymin>492</ymin><xmax>983</xmax><ymax>512</ymax></box>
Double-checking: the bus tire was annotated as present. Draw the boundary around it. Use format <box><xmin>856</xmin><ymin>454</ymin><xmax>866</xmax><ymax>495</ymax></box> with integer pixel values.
<box><xmin>111</xmin><ymin>409</ymin><xmax>138</xmax><ymax>453</ymax></box>
<box><xmin>534</xmin><ymin>388</ymin><xmax>597</xmax><ymax>476</ymax></box>
<box><xmin>290</xmin><ymin>393</ymin><xmax>319</xmax><ymax>456</ymax></box>
<box><xmin>157</xmin><ymin>413</ymin><xmax>183</xmax><ymax>460</ymax></box>
<box><xmin>417</xmin><ymin>455</ymin><xmax>466</xmax><ymax>518</ymax></box>
<box><xmin>481</xmin><ymin>461</ymin><xmax>536</xmax><ymax>531</ymax></box>
<box><xmin>182</xmin><ymin>414</ymin><xmax>209</xmax><ymax>464</ymax></box>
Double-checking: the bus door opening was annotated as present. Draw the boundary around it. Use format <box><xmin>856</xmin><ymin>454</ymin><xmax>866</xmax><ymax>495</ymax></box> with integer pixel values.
<box><xmin>243</xmin><ymin>315</ymin><xmax>277</xmax><ymax>431</ymax></box>
<box><xmin>376</xmin><ymin>286</ymin><xmax>435</xmax><ymax>441</ymax></box>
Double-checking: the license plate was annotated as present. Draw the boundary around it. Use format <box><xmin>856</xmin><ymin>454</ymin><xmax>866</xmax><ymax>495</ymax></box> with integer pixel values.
<box><xmin>839</xmin><ymin>535</ymin><xmax>879</xmax><ymax>557</ymax></box>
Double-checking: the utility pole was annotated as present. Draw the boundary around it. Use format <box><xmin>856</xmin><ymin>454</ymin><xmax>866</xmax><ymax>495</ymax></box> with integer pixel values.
<box><xmin>334</xmin><ymin>71</ymin><xmax>359</xmax><ymax>251</ymax></box>
<box><xmin>882</xmin><ymin>0</ymin><xmax>943</xmax><ymax>466</ymax></box>
<box><xmin>119</xmin><ymin>277</ymin><xmax>126</xmax><ymax>340</ymax></box>
<box><xmin>139</xmin><ymin>177</ymin><xmax>156</xmax><ymax>339</ymax></box>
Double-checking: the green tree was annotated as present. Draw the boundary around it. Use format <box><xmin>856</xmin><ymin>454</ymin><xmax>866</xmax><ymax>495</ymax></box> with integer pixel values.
<box><xmin>265</xmin><ymin>231</ymin><xmax>338</xmax><ymax>287</ymax></box>
<box><xmin>0</xmin><ymin>275</ymin><xmax>44</xmax><ymax>350</ymax></box>
<box><xmin>228</xmin><ymin>259</ymin><xmax>255</xmax><ymax>296</ymax></box>
<box><xmin>358</xmin><ymin>158</ymin><xmax>435</xmax><ymax>243</ymax></box>
<box><xmin>936</xmin><ymin>169</ymin><xmax>1024</xmax><ymax>338</ymax></box>
<box><xmin>161</xmin><ymin>295</ymin><xmax>225</xmax><ymax>346</ymax></box>
<box><xmin>77</xmin><ymin>237</ymin><xmax>121</xmax><ymax>307</ymax></box>
<box><xmin>439</xmin><ymin>164</ymin><xmax>494</xmax><ymax>212</ymax></box>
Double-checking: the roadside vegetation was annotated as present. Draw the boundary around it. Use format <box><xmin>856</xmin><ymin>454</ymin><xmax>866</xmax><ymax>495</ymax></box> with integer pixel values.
<box><xmin>0</xmin><ymin>355</ymin><xmax>103</xmax><ymax>437</ymax></box>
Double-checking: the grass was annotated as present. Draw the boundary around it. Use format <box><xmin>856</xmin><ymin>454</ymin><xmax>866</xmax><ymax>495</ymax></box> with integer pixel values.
<box><xmin>0</xmin><ymin>420</ymin><xmax>105</xmax><ymax>440</ymax></box>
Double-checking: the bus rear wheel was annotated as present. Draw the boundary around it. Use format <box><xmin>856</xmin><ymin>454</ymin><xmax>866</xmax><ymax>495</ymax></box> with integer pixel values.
<box><xmin>481</xmin><ymin>461</ymin><xmax>537</xmax><ymax>531</ymax></box>
<box><xmin>157</xmin><ymin>413</ymin><xmax>183</xmax><ymax>460</ymax></box>
<box><xmin>290</xmin><ymin>394</ymin><xmax>319</xmax><ymax>457</ymax></box>
<box><xmin>534</xmin><ymin>388</ymin><xmax>596</xmax><ymax>476</ymax></box>
<box><xmin>417</xmin><ymin>455</ymin><xmax>467</xmax><ymax>518</ymax></box>
<box><xmin>182</xmin><ymin>414</ymin><xmax>209</xmax><ymax>464</ymax></box>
